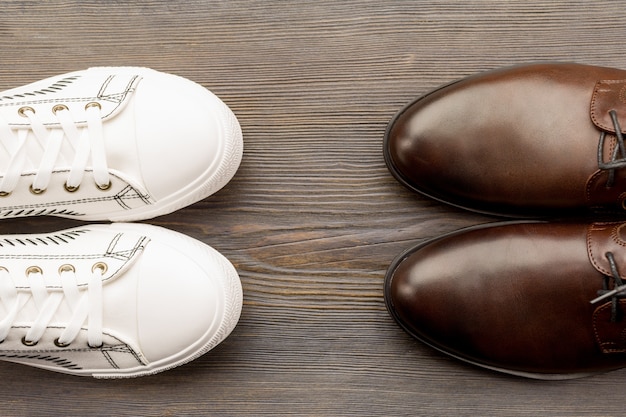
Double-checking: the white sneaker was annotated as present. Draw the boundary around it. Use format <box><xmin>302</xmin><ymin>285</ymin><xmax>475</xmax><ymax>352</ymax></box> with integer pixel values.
<box><xmin>0</xmin><ymin>67</ymin><xmax>243</xmax><ymax>221</ymax></box>
<box><xmin>0</xmin><ymin>223</ymin><xmax>242</xmax><ymax>378</ymax></box>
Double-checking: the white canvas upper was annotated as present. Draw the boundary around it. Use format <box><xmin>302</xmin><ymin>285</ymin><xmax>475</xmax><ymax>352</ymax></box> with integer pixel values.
<box><xmin>0</xmin><ymin>223</ymin><xmax>243</xmax><ymax>378</ymax></box>
<box><xmin>0</xmin><ymin>67</ymin><xmax>243</xmax><ymax>221</ymax></box>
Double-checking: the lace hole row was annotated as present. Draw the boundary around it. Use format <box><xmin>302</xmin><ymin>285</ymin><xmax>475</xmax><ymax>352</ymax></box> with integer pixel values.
<box><xmin>21</xmin><ymin>262</ymin><xmax>108</xmax><ymax>277</ymax></box>
<box><xmin>21</xmin><ymin>181</ymin><xmax>112</xmax><ymax>196</ymax></box>
<box><xmin>18</xmin><ymin>102</ymin><xmax>102</xmax><ymax>117</ymax></box>
<box><xmin>0</xmin><ymin>337</ymin><xmax>43</xmax><ymax>346</ymax></box>
<box><xmin>3</xmin><ymin>337</ymin><xmax>99</xmax><ymax>349</ymax></box>
<box><xmin>26</xmin><ymin>338</ymin><xmax>101</xmax><ymax>349</ymax></box>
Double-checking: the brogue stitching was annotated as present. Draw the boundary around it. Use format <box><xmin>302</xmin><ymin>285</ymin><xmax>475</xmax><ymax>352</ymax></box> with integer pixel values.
<box><xmin>611</xmin><ymin>224</ymin><xmax>626</xmax><ymax>247</ymax></box>
<box><xmin>588</xmin><ymin>223</ymin><xmax>626</xmax><ymax>277</ymax></box>
<box><xmin>586</xmin><ymin>170</ymin><xmax>604</xmax><ymax>203</ymax></box>
<box><xmin>592</xmin><ymin>302</ymin><xmax>626</xmax><ymax>353</ymax></box>
<box><xmin>591</xmin><ymin>80</ymin><xmax>626</xmax><ymax>132</ymax></box>
<box><xmin>588</xmin><ymin>224</ymin><xmax>611</xmax><ymax>276</ymax></box>
<box><xmin>607</xmin><ymin>136</ymin><xmax>626</xmax><ymax>209</ymax></box>
<box><xmin>590</xmin><ymin>81</ymin><xmax>603</xmax><ymax>129</ymax></box>
<box><xmin>619</xmin><ymin>84</ymin><xmax>626</xmax><ymax>105</ymax></box>
<box><xmin>587</xmin><ymin>133</ymin><xmax>617</xmax><ymax>203</ymax></box>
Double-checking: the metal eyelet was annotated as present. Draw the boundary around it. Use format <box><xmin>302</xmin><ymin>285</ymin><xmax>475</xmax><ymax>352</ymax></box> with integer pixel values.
<box><xmin>58</xmin><ymin>264</ymin><xmax>75</xmax><ymax>274</ymax></box>
<box><xmin>54</xmin><ymin>338</ymin><xmax>71</xmax><ymax>348</ymax></box>
<box><xmin>84</xmin><ymin>102</ymin><xmax>101</xmax><ymax>111</ymax></box>
<box><xmin>96</xmin><ymin>181</ymin><xmax>111</xmax><ymax>191</ymax></box>
<box><xmin>92</xmin><ymin>262</ymin><xmax>108</xmax><ymax>275</ymax></box>
<box><xmin>26</xmin><ymin>266</ymin><xmax>43</xmax><ymax>276</ymax></box>
<box><xmin>0</xmin><ymin>191</ymin><xmax>11</xmax><ymax>197</ymax></box>
<box><xmin>21</xmin><ymin>336</ymin><xmax>38</xmax><ymax>347</ymax></box>
<box><xmin>64</xmin><ymin>183</ymin><xmax>79</xmax><ymax>193</ymax></box>
<box><xmin>29</xmin><ymin>184</ymin><xmax>46</xmax><ymax>195</ymax></box>
<box><xmin>621</xmin><ymin>197</ymin><xmax>626</xmax><ymax>211</ymax></box>
<box><xmin>87</xmin><ymin>342</ymin><xmax>103</xmax><ymax>349</ymax></box>
<box><xmin>52</xmin><ymin>104</ymin><xmax>69</xmax><ymax>114</ymax></box>
<box><xmin>17</xmin><ymin>106</ymin><xmax>35</xmax><ymax>117</ymax></box>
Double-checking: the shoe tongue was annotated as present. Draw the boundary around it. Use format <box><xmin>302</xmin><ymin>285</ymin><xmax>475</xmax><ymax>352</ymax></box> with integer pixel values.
<box><xmin>2</xmin><ymin>225</ymin><xmax>149</xmax><ymax>288</ymax></box>
<box><xmin>590</xmin><ymin>80</ymin><xmax>626</xmax><ymax>134</ymax></box>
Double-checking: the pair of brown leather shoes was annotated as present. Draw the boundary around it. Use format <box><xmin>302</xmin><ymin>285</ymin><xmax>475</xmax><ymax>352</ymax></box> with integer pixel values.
<box><xmin>384</xmin><ymin>63</ymin><xmax>626</xmax><ymax>379</ymax></box>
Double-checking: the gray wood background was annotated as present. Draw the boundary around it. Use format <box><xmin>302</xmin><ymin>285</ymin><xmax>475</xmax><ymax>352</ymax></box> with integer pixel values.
<box><xmin>0</xmin><ymin>1</ymin><xmax>624</xmax><ymax>415</ymax></box>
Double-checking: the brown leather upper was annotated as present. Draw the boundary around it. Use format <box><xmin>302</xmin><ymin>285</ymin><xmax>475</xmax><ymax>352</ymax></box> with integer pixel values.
<box><xmin>587</xmin><ymin>222</ymin><xmax>626</xmax><ymax>278</ymax></box>
<box><xmin>591</xmin><ymin>80</ymin><xmax>626</xmax><ymax>133</ymax></box>
<box><xmin>385</xmin><ymin>221</ymin><xmax>626</xmax><ymax>378</ymax></box>
<box><xmin>384</xmin><ymin>63</ymin><xmax>626</xmax><ymax>216</ymax></box>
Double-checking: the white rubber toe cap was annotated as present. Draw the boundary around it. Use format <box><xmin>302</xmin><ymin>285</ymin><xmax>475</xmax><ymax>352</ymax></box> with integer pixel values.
<box><xmin>137</xmin><ymin>224</ymin><xmax>241</xmax><ymax>368</ymax></box>
<box><xmin>133</xmin><ymin>70</ymin><xmax>229</xmax><ymax>202</ymax></box>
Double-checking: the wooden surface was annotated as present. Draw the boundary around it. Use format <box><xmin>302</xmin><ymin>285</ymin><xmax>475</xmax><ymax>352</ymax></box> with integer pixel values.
<box><xmin>1</xmin><ymin>1</ymin><xmax>626</xmax><ymax>415</ymax></box>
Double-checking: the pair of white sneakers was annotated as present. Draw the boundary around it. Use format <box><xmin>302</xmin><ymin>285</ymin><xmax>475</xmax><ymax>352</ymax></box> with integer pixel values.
<box><xmin>0</xmin><ymin>68</ymin><xmax>244</xmax><ymax>378</ymax></box>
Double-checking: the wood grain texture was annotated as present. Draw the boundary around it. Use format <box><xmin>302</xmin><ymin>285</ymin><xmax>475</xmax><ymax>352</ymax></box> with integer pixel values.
<box><xmin>1</xmin><ymin>1</ymin><xmax>626</xmax><ymax>415</ymax></box>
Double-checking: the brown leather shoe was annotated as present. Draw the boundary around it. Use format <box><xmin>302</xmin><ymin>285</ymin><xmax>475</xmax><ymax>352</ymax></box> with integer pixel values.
<box><xmin>384</xmin><ymin>63</ymin><xmax>626</xmax><ymax>217</ymax></box>
<box><xmin>385</xmin><ymin>221</ymin><xmax>626</xmax><ymax>379</ymax></box>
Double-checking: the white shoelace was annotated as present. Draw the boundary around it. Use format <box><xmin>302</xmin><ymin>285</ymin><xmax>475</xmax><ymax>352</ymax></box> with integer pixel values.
<box><xmin>0</xmin><ymin>264</ymin><xmax>104</xmax><ymax>348</ymax></box>
<box><xmin>0</xmin><ymin>103</ymin><xmax>110</xmax><ymax>195</ymax></box>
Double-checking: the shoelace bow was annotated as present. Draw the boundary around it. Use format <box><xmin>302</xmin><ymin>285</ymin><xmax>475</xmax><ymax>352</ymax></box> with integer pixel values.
<box><xmin>0</xmin><ymin>103</ymin><xmax>110</xmax><ymax>195</ymax></box>
<box><xmin>591</xmin><ymin>252</ymin><xmax>626</xmax><ymax>322</ymax></box>
<box><xmin>0</xmin><ymin>263</ymin><xmax>105</xmax><ymax>348</ymax></box>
